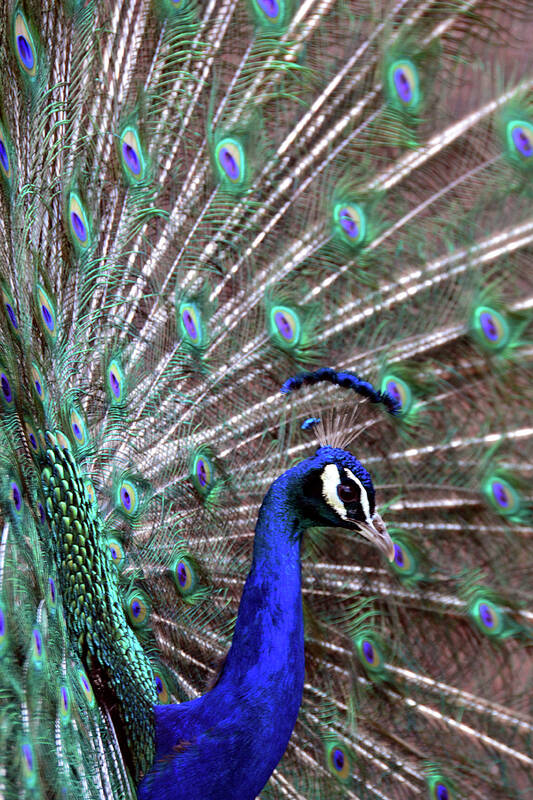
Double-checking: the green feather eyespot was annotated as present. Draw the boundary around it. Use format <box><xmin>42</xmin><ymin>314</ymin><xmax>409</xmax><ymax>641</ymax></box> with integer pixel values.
<box><xmin>472</xmin><ymin>306</ymin><xmax>510</xmax><ymax>352</ymax></box>
<box><xmin>483</xmin><ymin>475</ymin><xmax>521</xmax><ymax>517</ymax></box>
<box><xmin>469</xmin><ymin>597</ymin><xmax>505</xmax><ymax>638</ymax></box>
<box><xmin>179</xmin><ymin>301</ymin><xmax>204</xmax><ymax>347</ymax></box>
<box><xmin>506</xmin><ymin>119</ymin><xmax>533</xmax><ymax>161</ymax></box>
<box><xmin>390</xmin><ymin>538</ymin><xmax>416</xmax><ymax>578</ymax></box>
<box><xmin>0</xmin><ymin>362</ymin><xmax>15</xmax><ymax>409</ymax></box>
<box><xmin>21</xmin><ymin>741</ymin><xmax>37</xmax><ymax>789</ymax></box>
<box><xmin>107</xmin><ymin>359</ymin><xmax>126</xmax><ymax>404</ymax></box>
<box><xmin>154</xmin><ymin>670</ymin><xmax>171</xmax><ymax>704</ymax></box>
<box><xmin>388</xmin><ymin>59</ymin><xmax>420</xmax><ymax>109</ymax></box>
<box><xmin>191</xmin><ymin>450</ymin><xmax>214</xmax><ymax>495</ymax></box>
<box><xmin>9</xmin><ymin>477</ymin><xmax>24</xmax><ymax>517</ymax></box>
<box><xmin>2</xmin><ymin>285</ymin><xmax>19</xmax><ymax>335</ymax></box>
<box><xmin>108</xmin><ymin>537</ymin><xmax>125</xmax><ymax>569</ymax></box>
<box><xmin>325</xmin><ymin>741</ymin><xmax>351</xmax><ymax>782</ymax></box>
<box><xmin>355</xmin><ymin>635</ymin><xmax>387</xmax><ymax>679</ymax></box>
<box><xmin>0</xmin><ymin>602</ymin><xmax>6</xmax><ymax>655</ymax></box>
<box><xmin>126</xmin><ymin>591</ymin><xmax>150</xmax><ymax>627</ymax></box>
<box><xmin>31</xmin><ymin>362</ymin><xmax>47</xmax><ymax>404</ymax></box>
<box><xmin>173</xmin><ymin>557</ymin><xmax>197</xmax><ymax>596</ymax></box>
<box><xmin>78</xmin><ymin>668</ymin><xmax>95</xmax><ymax>707</ymax></box>
<box><xmin>269</xmin><ymin>305</ymin><xmax>301</xmax><ymax>348</ymax></box>
<box><xmin>117</xmin><ymin>479</ymin><xmax>140</xmax><ymax>515</ymax></box>
<box><xmin>0</xmin><ymin>122</ymin><xmax>12</xmax><ymax>182</ymax></box>
<box><xmin>67</xmin><ymin>191</ymin><xmax>91</xmax><ymax>251</ymax></box>
<box><xmin>251</xmin><ymin>0</ymin><xmax>287</xmax><ymax>27</ymax></box>
<box><xmin>333</xmin><ymin>202</ymin><xmax>366</xmax><ymax>247</ymax></box>
<box><xmin>59</xmin><ymin>684</ymin><xmax>71</xmax><ymax>724</ymax></box>
<box><xmin>381</xmin><ymin>375</ymin><xmax>412</xmax><ymax>415</ymax></box>
<box><xmin>120</xmin><ymin>125</ymin><xmax>146</xmax><ymax>182</ymax></box>
<box><xmin>85</xmin><ymin>480</ymin><xmax>96</xmax><ymax>506</ymax></box>
<box><xmin>215</xmin><ymin>137</ymin><xmax>246</xmax><ymax>188</ymax></box>
<box><xmin>69</xmin><ymin>408</ymin><xmax>88</xmax><ymax>447</ymax></box>
<box><xmin>36</xmin><ymin>284</ymin><xmax>57</xmax><ymax>341</ymax></box>
<box><xmin>13</xmin><ymin>11</ymin><xmax>37</xmax><ymax>78</ymax></box>
<box><xmin>24</xmin><ymin>418</ymin><xmax>41</xmax><ymax>456</ymax></box>
<box><xmin>427</xmin><ymin>774</ymin><xmax>454</xmax><ymax>800</ymax></box>
<box><xmin>31</xmin><ymin>627</ymin><xmax>44</xmax><ymax>668</ymax></box>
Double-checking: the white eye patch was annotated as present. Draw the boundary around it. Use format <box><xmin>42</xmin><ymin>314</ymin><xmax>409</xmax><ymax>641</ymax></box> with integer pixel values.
<box><xmin>320</xmin><ymin>464</ymin><xmax>370</xmax><ymax>522</ymax></box>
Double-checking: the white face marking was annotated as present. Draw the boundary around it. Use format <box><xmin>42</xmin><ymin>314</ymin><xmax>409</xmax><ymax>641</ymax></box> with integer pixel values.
<box><xmin>320</xmin><ymin>464</ymin><xmax>371</xmax><ymax>522</ymax></box>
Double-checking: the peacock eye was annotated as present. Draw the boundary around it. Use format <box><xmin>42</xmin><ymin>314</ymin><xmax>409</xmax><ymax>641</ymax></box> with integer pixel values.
<box><xmin>337</xmin><ymin>482</ymin><xmax>360</xmax><ymax>504</ymax></box>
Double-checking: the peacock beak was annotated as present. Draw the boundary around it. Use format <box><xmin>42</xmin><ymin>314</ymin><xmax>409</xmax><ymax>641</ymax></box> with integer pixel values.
<box><xmin>356</xmin><ymin>512</ymin><xmax>395</xmax><ymax>562</ymax></box>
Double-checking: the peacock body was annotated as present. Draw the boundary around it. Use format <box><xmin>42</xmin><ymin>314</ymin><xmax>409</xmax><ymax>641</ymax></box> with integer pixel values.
<box><xmin>0</xmin><ymin>1</ymin><xmax>532</xmax><ymax>799</ymax></box>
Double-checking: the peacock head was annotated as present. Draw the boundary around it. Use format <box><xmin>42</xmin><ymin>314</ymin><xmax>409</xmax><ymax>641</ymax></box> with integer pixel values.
<box><xmin>291</xmin><ymin>445</ymin><xmax>394</xmax><ymax>561</ymax></box>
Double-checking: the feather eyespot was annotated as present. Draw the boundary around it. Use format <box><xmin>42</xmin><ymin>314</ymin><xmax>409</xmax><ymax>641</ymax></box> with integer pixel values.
<box><xmin>1</xmin><ymin>369</ymin><xmax>14</xmax><ymax>407</ymax></box>
<box><xmin>0</xmin><ymin>124</ymin><xmax>12</xmax><ymax>180</ymax></box>
<box><xmin>78</xmin><ymin>669</ymin><xmax>95</xmax><ymax>707</ymax></box>
<box><xmin>36</xmin><ymin>285</ymin><xmax>57</xmax><ymax>341</ymax></box>
<box><xmin>355</xmin><ymin>635</ymin><xmax>385</xmax><ymax>676</ymax></box>
<box><xmin>120</xmin><ymin>126</ymin><xmax>146</xmax><ymax>182</ymax></box>
<box><xmin>107</xmin><ymin>359</ymin><xmax>125</xmax><ymax>403</ymax></box>
<box><xmin>37</xmin><ymin>501</ymin><xmax>46</xmax><ymax>524</ymax></box>
<box><xmin>469</xmin><ymin>597</ymin><xmax>504</xmax><ymax>638</ymax></box>
<box><xmin>14</xmin><ymin>12</ymin><xmax>37</xmax><ymax>77</ymax></box>
<box><xmin>388</xmin><ymin>59</ymin><xmax>419</xmax><ymax>108</ymax></box>
<box><xmin>2</xmin><ymin>286</ymin><xmax>18</xmax><ymax>332</ymax></box>
<box><xmin>174</xmin><ymin>558</ymin><xmax>197</xmax><ymax>596</ymax></box>
<box><xmin>0</xmin><ymin>603</ymin><xmax>6</xmax><ymax>653</ymax></box>
<box><xmin>31</xmin><ymin>363</ymin><xmax>46</xmax><ymax>404</ymax></box>
<box><xmin>117</xmin><ymin>479</ymin><xmax>139</xmax><ymax>515</ymax></box>
<box><xmin>254</xmin><ymin>0</ymin><xmax>284</xmax><ymax>23</ymax></box>
<box><xmin>21</xmin><ymin>742</ymin><xmax>36</xmax><ymax>788</ymax></box>
<box><xmin>179</xmin><ymin>302</ymin><xmax>204</xmax><ymax>346</ymax></box>
<box><xmin>154</xmin><ymin>670</ymin><xmax>171</xmax><ymax>703</ymax></box>
<box><xmin>326</xmin><ymin>741</ymin><xmax>351</xmax><ymax>782</ymax></box>
<box><xmin>31</xmin><ymin>628</ymin><xmax>43</xmax><ymax>667</ymax></box>
<box><xmin>215</xmin><ymin>138</ymin><xmax>246</xmax><ymax>186</ymax></box>
<box><xmin>472</xmin><ymin>306</ymin><xmax>509</xmax><ymax>351</ymax></box>
<box><xmin>381</xmin><ymin>375</ymin><xmax>412</xmax><ymax>415</ymax></box>
<box><xmin>108</xmin><ymin>538</ymin><xmax>125</xmax><ymax>568</ymax></box>
<box><xmin>126</xmin><ymin>591</ymin><xmax>150</xmax><ymax>627</ymax></box>
<box><xmin>68</xmin><ymin>192</ymin><xmax>91</xmax><ymax>251</ymax></box>
<box><xmin>48</xmin><ymin>577</ymin><xmax>57</xmax><ymax>610</ymax></box>
<box><xmin>59</xmin><ymin>685</ymin><xmax>71</xmax><ymax>723</ymax></box>
<box><xmin>390</xmin><ymin>539</ymin><xmax>416</xmax><ymax>578</ymax></box>
<box><xmin>270</xmin><ymin>305</ymin><xmax>300</xmax><ymax>347</ymax></box>
<box><xmin>485</xmin><ymin>476</ymin><xmax>520</xmax><ymax>516</ymax></box>
<box><xmin>506</xmin><ymin>120</ymin><xmax>533</xmax><ymax>159</ymax></box>
<box><xmin>192</xmin><ymin>451</ymin><xmax>213</xmax><ymax>494</ymax></box>
<box><xmin>69</xmin><ymin>408</ymin><xmax>87</xmax><ymax>446</ymax></box>
<box><xmin>10</xmin><ymin>479</ymin><xmax>23</xmax><ymax>514</ymax></box>
<box><xmin>334</xmin><ymin>202</ymin><xmax>366</xmax><ymax>246</ymax></box>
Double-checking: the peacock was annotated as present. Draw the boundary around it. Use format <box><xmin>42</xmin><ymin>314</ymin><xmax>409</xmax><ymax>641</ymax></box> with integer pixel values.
<box><xmin>0</xmin><ymin>0</ymin><xmax>532</xmax><ymax>798</ymax></box>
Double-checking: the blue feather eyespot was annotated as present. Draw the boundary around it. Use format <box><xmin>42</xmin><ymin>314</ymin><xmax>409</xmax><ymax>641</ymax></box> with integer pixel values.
<box><xmin>59</xmin><ymin>684</ymin><xmax>71</xmax><ymax>724</ymax></box>
<box><xmin>0</xmin><ymin>603</ymin><xmax>6</xmax><ymax>654</ymax></box>
<box><xmin>484</xmin><ymin>475</ymin><xmax>521</xmax><ymax>516</ymax></box>
<box><xmin>215</xmin><ymin>138</ymin><xmax>246</xmax><ymax>187</ymax></box>
<box><xmin>173</xmin><ymin>557</ymin><xmax>197</xmax><ymax>596</ymax></box>
<box><xmin>179</xmin><ymin>302</ymin><xmax>204</xmax><ymax>347</ymax></box>
<box><xmin>381</xmin><ymin>375</ymin><xmax>412</xmax><ymax>415</ymax></box>
<box><xmin>469</xmin><ymin>597</ymin><xmax>504</xmax><ymax>638</ymax></box>
<box><xmin>10</xmin><ymin>479</ymin><xmax>23</xmax><ymax>515</ymax></box>
<box><xmin>21</xmin><ymin>742</ymin><xmax>37</xmax><ymax>788</ymax></box>
<box><xmin>390</xmin><ymin>539</ymin><xmax>416</xmax><ymax>577</ymax></box>
<box><xmin>253</xmin><ymin>0</ymin><xmax>285</xmax><ymax>24</ymax></box>
<box><xmin>355</xmin><ymin>635</ymin><xmax>385</xmax><ymax>677</ymax></box>
<box><xmin>120</xmin><ymin>126</ymin><xmax>146</xmax><ymax>182</ymax></box>
<box><xmin>126</xmin><ymin>591</ymin><xmax>150</xmax><ymax>627</ymax></box>
<box><xmin>506</xmin><ymin>120</ymin><xmax>533</xmax><ymax>160</ymax></box>
<box><xmin>191</xmin><ymin>451</ymin><xmax>214</xmax><ymax>494</ymax></box>
<box><xmin>107</xmin><ymin>359</ymin><xmax>125</xmax><ymax>403</ymax></box>
<box><xmin>428</xmin><ymin>776</ymin><xmax>454</xmax><ymax>800</ymax></box>
<box><xmin>69</xmin><ymin>408</ymin><xmax>87</xmax><ymax>446</ymax></box>
<box><xmin>2</xmin><ymin>286</ymin><xmax>19</xmax><ymax>333</ymax></box>
<box><xmin>67</xmin><ymin>192</ymin><xmax>91</xmax><ymax>251</ymax></box>
<box><xmin>25</xmin><ymin>419</ymin><xmax>41</xmax><ymax>455</ymax></box>
<box><xmin>117</xmin><ymin>479</ymin><xmax>139</xmax><ymax>515</ymax></box>
<box><xmin>326</xmin><ymin>742</ymin><xmax>351</xmax><ymax>782</ymax></box>
<box><xmin>108</xmin><ymin>538</ymin><xmax>125</xmax><ymax>569</ymax></box>
<box><xmin>472</xmin><ymin>305</ymin><xmax>509</xmax><ymax>351</ymax></box>
<box><xmin>269</xmin><ymin>305</ymin><xmax>301</xmax><ymax>347</ymax></box>
<box><xmin>388</xmin><ymin>59</ymin><xmax>420</xmax><ymax>109</ymax></box>
<box><xmin>31</xmin><ymin>363</ymin><xmax>46</xmax><ymax>404</ymax></box>
<box><xmin>48</xmin><ymin>576</ymin><xmax>57</xmax><ymax>611</ymax></box>
<box><xmin>153</xmin><ymin>670</ymin><xmax>171</xmax><ymax>704</ymax></box>
<box><xmin>78</xmin><ymin>668</ymin><xmax>95</xmax><ymax>707</ymax></box>
<box><xmin>0</xmin><ymin>367</ymin><xmax>14</xmax><ymax>407</ymax></box>
<box><xmin>0</xmin><ymin>123</ymin><xmax>12</xmax><ymax>181</ymax></box>
<box><xmin>14</xmin><ymin>12</ymin><xmax>37</xmax><ymax>77</ymax></box>
<box><xmin>37</xmin><ymin>501</ymin><xmax>46</xmax><ymax>525</ymax></box>
<box><xmin>36</xmin><ymin>285</ymin><xmax>57</xmax><ymax>341</ymax></box>
<box><xmin>333</xmin><ymin>202</ymin><xmax>366</xmax><ymax>247</ymax></box>
<box><xmin>31</xmin><ymin>627</ymin><xmax>44</xmax><ymax>668</ymax></box>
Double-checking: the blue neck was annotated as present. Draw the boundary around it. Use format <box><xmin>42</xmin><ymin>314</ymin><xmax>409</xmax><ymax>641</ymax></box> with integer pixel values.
<box><xmin>140</xmin><ymin>468</ymin><xmax>307</xmax><ymax>800</ymax></box>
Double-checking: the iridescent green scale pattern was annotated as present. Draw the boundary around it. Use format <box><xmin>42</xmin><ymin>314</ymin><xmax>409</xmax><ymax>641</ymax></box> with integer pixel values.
<box><xmin>39</xmin><ymin>432</ymin><xmax>156</xmax><ymax>776</ymax></box>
